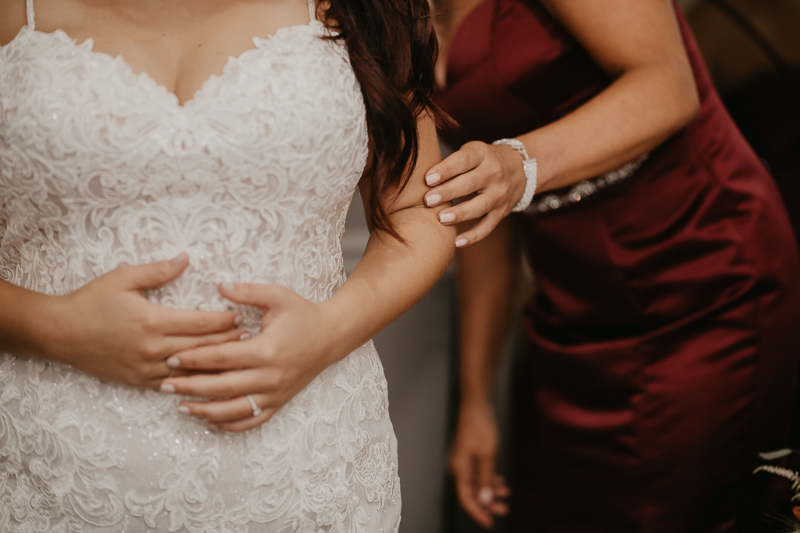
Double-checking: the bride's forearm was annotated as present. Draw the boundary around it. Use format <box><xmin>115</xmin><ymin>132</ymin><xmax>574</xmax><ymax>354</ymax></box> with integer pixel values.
<box><xmin>318</xmin><ymin>204</ymin><xmax>455</xmax><ymax>364</ymax></box>
<box><xmin>0</xmin><ymin>279</ymin><xmax>59</xmax><ymax>359</ymax></box>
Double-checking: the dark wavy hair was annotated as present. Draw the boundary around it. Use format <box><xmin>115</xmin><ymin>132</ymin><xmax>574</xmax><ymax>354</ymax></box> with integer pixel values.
<box><xmin>321</xmin><ymin>0</ymin><xmax>449</xmax><ymax>238</ymax></box>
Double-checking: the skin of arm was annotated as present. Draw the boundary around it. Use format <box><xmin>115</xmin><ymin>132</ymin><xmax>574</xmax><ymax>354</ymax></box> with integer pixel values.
<box><xmin>424</xmin><ymin>0</ymin><xmax>701</xmax><ymax>246</ymax></box>
<box><xmin>157</xmin><ymin>113</ymin><xmax>457</xmax><ymax>432</ymax></box>
<box><xmin>449</xmin><ymin>216</ymin><xmax>518</xmax><ymax>528</ymax></box>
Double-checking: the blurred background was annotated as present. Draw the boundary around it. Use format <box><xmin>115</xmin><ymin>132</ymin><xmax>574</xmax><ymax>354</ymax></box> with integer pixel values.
<box><xmin>342</xmin><ymin>0</ymin><xmax>800</xmax><ymax>531</ymax></box>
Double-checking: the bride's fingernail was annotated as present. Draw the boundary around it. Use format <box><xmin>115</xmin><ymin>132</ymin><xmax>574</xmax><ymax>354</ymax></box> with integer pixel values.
<box><xmin>177</xmin><ymin>405</ymin><xmax>190</xmax><ymax>415</ymax></box>
<box><xmin>478</xmin><ymin>487</ymin><xmax>494</xmax><ymax>506</ymax></box>
<box><xmin>220</xmin><ymin>282</ymin><xmax>236</xmax><ymax>292</ymax></box>
<box><xmin>160</xmin><ymin>383</ymin><xmax>176</xmax><ymax>393</ymax></box>
<box><xmin>234</xmin><ymin>315</ymin><xmax>244</xmax><ymax>326</ymax></box>
<box><xmin>455</xmin><ymin>238</ymin><xmax>468</xmax><ymax>247</ymax></box>
<box><xmin>439</xmin><ymin>212</ymin><xmax>455</xmax><ymax>223</ymax></box>
<box><xmin>240</xmin><ymin>332</ymin><xmax>252</xmax><ymax>341</ymax></box>
<box><xmin>166</xmin><ymin>356</ymin><xmax>180</xmax><ymax>368</ymax></box>
<box><xmin>207</xmin><ymin>423</ymin><xmax>218</xmax><ymax>431</ymax></box>
<box><xmin>425</xmin><ymin>194</ymin><xmax>442</xmax><ymax>207</ymax></box>
<box><xmin>425</xmin><ymin>172</ymin><xmax>441</xmax><ymax>186</ymax></box>
<box><xmin>172</xmin><ymin>252</ymin><xmax>187</xmax><ymax>265</ymax></box>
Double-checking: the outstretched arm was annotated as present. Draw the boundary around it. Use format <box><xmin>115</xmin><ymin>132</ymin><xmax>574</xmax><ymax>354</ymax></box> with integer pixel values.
<box><xmin>159</xmin><ymin>113</ymin><xmax>457</xmax><ymax>431</ymax></box>
<box><xmin>425</xmin><ymin>0</ymin><xmax>700</xmax><ymax>245</ymax></box>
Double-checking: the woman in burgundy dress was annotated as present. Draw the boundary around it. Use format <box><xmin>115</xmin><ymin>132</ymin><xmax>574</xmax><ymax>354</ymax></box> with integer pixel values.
<box><xmin>427</xmin><ymin>0</ymin><xmax>800</xmax><ymax>531</ymax></box>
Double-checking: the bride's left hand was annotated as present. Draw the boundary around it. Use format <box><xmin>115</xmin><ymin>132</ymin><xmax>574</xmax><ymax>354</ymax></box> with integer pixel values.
<box><xmin>158</xmin><ymin>282</ymin><xmax>342</xmax><ymax>432</ymax></box>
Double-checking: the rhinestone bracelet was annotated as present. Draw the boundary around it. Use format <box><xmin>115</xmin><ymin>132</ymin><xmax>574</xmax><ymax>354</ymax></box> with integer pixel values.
<box><xmin>529</xmin><ymin>154</ymin><xmax>649</xmax><ymax>214</ymax></box>
<box><xmin>492</xmin><ymin>138</ymin><xmax>538</xmax><ymax>213</ymax></box>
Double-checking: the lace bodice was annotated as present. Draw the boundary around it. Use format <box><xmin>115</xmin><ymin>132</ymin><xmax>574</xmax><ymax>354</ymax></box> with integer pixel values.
<box><xmin>0</xmin><ymin>1</ymin><xmax>400</xmax><ymax>531</ymax></box>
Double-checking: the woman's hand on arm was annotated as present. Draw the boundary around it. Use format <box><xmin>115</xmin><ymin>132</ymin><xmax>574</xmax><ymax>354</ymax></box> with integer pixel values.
<box><xmin>158</xmin><ymin>113</ymin><xmax>456</xmax><ymax>431</ymax></box>
<box><xmin>425</xmin><ymin>0</ymin><xmax>700</xmax><ymax>246</ymax></box>
<box><xmin>449</xmin><ymin>216</ymin><xmax>517</xmax><ymax>528</ymax></box>
<box><xmin>0</xmin><ymin>254</ymin><xmax>245</xmax><ymax>388</ymax></box>
<box><xmin>424</xmin><ymin>141</ymin><xmax>526</xmax><ymax>247</ymax></box>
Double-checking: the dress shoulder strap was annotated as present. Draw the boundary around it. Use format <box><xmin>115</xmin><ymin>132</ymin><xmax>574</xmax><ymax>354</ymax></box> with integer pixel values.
<box><xmin>307</xmin><ymin>0</ymin><xmax>316</xmax><ymax>22</ymax></box>
<box><xmin>26</xmin><ymin>0</ymin><xmax>35</xmax><ymax>29</ymax></box>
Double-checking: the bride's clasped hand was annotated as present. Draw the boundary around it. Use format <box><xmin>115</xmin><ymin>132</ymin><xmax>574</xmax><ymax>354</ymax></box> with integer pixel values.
<box><xmin>160</xmin><ymin>280</ymin><xmax>350</xmax><ymax>432</ymax></box>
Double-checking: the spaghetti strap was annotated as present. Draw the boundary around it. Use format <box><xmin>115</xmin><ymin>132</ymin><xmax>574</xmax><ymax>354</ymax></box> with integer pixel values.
<box><xmin>26</xmin><ymin>0</ymin><xmax>35</xmax><ymax>29</ymax></box>
<box><xmin>307</xmin><ymin>0</ymin><xmax>316</xmax><ymax>22</ymax></box>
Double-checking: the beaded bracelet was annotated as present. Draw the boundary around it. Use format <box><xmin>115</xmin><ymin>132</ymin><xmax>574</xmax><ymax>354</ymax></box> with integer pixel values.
<box><xmin>492</xmin><ymin>138</ymin><xmax>538</xmax><ymax>213</ymax></box>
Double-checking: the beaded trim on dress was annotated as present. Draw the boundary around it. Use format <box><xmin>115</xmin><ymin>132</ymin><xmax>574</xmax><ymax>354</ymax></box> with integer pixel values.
<box><xmin>527</xmin><ymin>154</ymin><xmax>649</xmax><ymax>214</ymax></box>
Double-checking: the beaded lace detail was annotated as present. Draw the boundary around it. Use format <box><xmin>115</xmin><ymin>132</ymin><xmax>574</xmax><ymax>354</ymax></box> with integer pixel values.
<box><xmin>0</xmin><ymin>3</ymin><xmax>401</xmax><ymax>531</ymax></box>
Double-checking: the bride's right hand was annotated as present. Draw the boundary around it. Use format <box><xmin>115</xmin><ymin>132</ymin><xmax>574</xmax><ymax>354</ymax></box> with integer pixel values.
<box><xmin>39</xmin><ymin>253</ymin><xmax>245</xmax><ymax>389</ymax></box>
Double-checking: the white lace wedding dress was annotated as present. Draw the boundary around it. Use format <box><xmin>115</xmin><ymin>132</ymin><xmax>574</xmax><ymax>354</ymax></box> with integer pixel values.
<box><xmin>0</xmin><ymin>1</ymin><xmax>401</xmax><ymax>531</ymax></box>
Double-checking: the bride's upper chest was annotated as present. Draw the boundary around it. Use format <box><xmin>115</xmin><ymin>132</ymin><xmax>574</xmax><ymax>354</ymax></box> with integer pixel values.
<box><xmin>2</xmin><ymin>0</ymin><xmax>322</xmax><ymax>104</ymax></box>
<box><xmin>0</xmin><ymin>12</ymin><xmax>369</xmax><ymax>207</ymax></box>
<box><xmin>0</xmin><ymin>0</ymin><xmax>366</xmax><ymax>158</ymax></box>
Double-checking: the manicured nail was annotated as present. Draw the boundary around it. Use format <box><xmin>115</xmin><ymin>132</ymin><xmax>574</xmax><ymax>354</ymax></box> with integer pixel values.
<box><xmin>220</xmin><ymin>282</ymin><xmax>235</xmax><ymax>292</ymax></box>
<box><xmin>160</xmin><ymin>383</ymin><xmax>176</xmax><ymax>393</ymax></box>
<box><xmin>425</xmin><ymin>172</ymin><xmax>441</xmax><ymax>186</ymax></box>
<box><xmin>177</xmin><ymin>405</ymin><xmax>190</xmax><ymax>415</ymax></box>
<box><xmin>172</xmin><ymin>252</ymin><xmax>187</xmax><ymax>265</ymax></box>
<box><xmin>240</xmin><ymin>332</ymin><xmax>252</xmax><ymax>341</ymax></box>
<box><xmin>425</xmin><ymin>194</ymin><xmax>442</xmax><ymax>207</ymax></box>
<box><xmin>207</xmin><ymin>423</ymin><xmax>218</xmax><ymax>430</ymax></box>
<box><xmin>234</xmin><ymin>315</ymin><xmax>243</xmax><ymax>326</ymax></box>
<box><xmin>166</xmin><ymin>356</ymin><xmax>180</xmax><ymax>368</ymax></box>
<box><xmin>455</xmin><ymin>238</ymin><xmax>468</xmax><ymax>247</ymax></box>
<box><xmin>439</xmin><ymin>212</ymin><xmax>455</xmax><ymax>223</ymax></box>
<box><xmin>478</xmin><ymin>487</ymin><xmax>493</xmax><ymax>506</ymax></box>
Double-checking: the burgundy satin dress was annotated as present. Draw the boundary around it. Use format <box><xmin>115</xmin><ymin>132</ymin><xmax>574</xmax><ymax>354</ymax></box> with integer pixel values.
<box><xmin>434</xmin><ymin>1</ymin><xmax>800</xmax><ymax>531</ymax></box>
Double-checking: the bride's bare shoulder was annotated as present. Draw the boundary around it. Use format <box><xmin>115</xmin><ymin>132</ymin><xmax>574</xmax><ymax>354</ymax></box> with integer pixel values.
<box><xmin>0</xmin><ymin>0</ymin><xmax>27</xmax><ymax>45</ymax></box>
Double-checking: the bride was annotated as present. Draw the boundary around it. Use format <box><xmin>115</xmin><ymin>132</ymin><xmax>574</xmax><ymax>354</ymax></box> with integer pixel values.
<box><xmin>0</xmin><ymin>0</ymin><xmax>454</xmax><ymax>530</ymax></box>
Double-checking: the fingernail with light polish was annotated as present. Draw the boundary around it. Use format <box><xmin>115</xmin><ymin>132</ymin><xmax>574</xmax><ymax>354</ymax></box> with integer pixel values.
<box><xmin>166</xmin><ymin>357</ymin><xmax>180</xmax><ymax>368</ymax></box>
<box><xmin>439</xmin><ymin>212</ymin><xmax>456</xmax><ymax>223</ymax></box>
<box><xmin>240</xmin><ymin>332</ymin><xmax>252</xmax><ymax>341</ymax></box>
<box><xmin>160</xmin><ymin>383</ymin><xmax>176</xmax><ymax>393</ymax></box>
<box><xmin>172</xmin><ymin>252</ymin><xmax>187</xmax><ymax>265</ymax></box>
<box><xmin>221</xmin><ymin>282</ymin><xmax>235</xmax><ymax>292</ymax></box>
<box><xmin>425</xmin><ymin>173</ymin><xmax>441</xmax><ymax>186</ymax></box>
<box><xmin>478</xmin><ymin>487</ymin><xmax>493</xmax><ymax>506</ymax></box>
<box><xmin>234</xmin><ymin>315</ymin><xmax>243</xmax><ymax>326</ymax></box>
<box><xmin>207</xmin><ymin>423</ymin><xmax>218</xmax><ymax>431</ymax></box>
<box><xmin>177</xmin><ymin>405</ymin><xmax>190</xmax><ymax>415</ymax></box>
<box><xmin>455</xmin><ymin>238</ymin><xmax>468</xmax><ymax>247</ymax></box>
<box><xmin>426</xmin><ymin>194</ymin><xmax>442</xmax><ymax>207</ymax></box>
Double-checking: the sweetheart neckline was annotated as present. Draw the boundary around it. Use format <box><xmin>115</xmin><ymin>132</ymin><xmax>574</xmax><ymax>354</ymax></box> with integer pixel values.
<box><xmin>1</xmin><ymin>21</ymin><xmax>327</xmax><ymax>111</ymax></box>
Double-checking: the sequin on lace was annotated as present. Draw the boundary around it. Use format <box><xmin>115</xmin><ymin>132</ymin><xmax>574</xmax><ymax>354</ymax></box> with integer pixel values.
<box><xmin>0</xmin><ymin>11</ymin><xmax>401</xmax><ymax>533</ymax></box>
